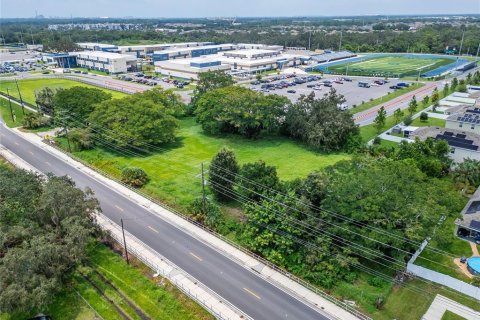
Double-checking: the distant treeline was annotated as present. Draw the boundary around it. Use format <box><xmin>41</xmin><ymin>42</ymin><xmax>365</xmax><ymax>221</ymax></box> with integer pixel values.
<box><xmin>0</xmin><ymin>17</ymin><xmax>478</xmax><ymax>54</ymax></box>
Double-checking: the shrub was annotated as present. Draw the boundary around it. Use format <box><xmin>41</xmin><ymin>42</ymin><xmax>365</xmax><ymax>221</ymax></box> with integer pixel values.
<box><xmin>121</xmin><ymin>167</ymin><xmax>149</xmax><ymax>188</ymax></box>
<box><xmin>373</xmin><ymin>137</ymin><xmax>382</xmax><ymax>145</ymax></box>
<box><xmin>23</xmin><ymin>112</ymin><xmax>50</xmax><ymax>129</ymax></box>
<box><xmin>403</xmin><ymin>115</ymin><xmax>413</xmax><ymax>126</ymax></box>
<box><xmin>419</xmin><ymin>112</ymin><xmax>429</xmax><ymax>122</ymax></box>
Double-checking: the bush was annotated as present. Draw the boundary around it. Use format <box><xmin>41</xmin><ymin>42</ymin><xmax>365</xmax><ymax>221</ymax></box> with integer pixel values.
<box><xmin>373</xmin><ymin>137</ymin><xmax>382</xmax><ymax>145</ymax></box>
<box><xmin>121</xmin><ymin>167</ymin><xmax>149</xmax><ymax>188</ymax></box>
<box><xmin>419</xmin><ymin>112</ymin><xmax>428</xmax><ymax>122</ymax></box>
<box><xmin>403</xmin><ymin>115</ymin><xmax>413</xmax><ymax>126</ymax></box>
<box><xmin>22</xmin><ymin>112</ymin><xmax>50</xmax><ymax>129</ymax></box>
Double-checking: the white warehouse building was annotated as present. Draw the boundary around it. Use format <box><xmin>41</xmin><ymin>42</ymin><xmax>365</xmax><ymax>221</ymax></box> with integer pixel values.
<box><xmin>73</xmin><ymin>51</ymin><xmax>138</xmax><ymax>74</ymax></box>
<box><xmin>154</xmin><ymin>48</ymin><xmax>304</xmax><ymax>79</ymax></box>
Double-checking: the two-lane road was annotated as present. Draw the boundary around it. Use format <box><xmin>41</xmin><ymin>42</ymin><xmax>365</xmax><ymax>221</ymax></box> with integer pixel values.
<box><xmin>0</xmin><ymin>123</ymin><xmax>334</xmax><ymax>320</ymax></box>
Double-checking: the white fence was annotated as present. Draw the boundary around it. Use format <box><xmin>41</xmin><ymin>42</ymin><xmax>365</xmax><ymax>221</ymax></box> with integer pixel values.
<box><xmin>407</xmin><ymin>240</ymin><xmax>480</xmax><ymax>301</ymax></box>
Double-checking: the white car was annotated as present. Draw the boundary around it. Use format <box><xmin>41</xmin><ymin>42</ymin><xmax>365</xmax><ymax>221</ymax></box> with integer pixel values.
<box><xmin>313</xmin><ymin>86</ymin><xmax>322</xmax><ymax>91</ymax></box>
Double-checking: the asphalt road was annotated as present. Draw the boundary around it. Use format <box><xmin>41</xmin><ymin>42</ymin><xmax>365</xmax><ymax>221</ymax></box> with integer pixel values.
<box><xmin>0</xmin><ymin>122</ymin><xmax>333</xmax><ymax>320</ymax></box>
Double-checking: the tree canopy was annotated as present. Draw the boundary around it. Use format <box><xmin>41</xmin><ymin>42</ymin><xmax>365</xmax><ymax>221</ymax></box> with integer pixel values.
<box><xmin>191</xmin><ymin>70</ymin><xmax>235</xmax><ymax>108</ymax></box>
<box><xmin>195</xmin><ymin>86</ymin><xmax>289</xmax><ymax>139</ymax></box>
<box><xmin>53</xmin><ymin>86</ymin><xmax>112</xmax><ymax>127</ymax></box>
<box><xmin>284</xmin><ymin>90</ymin><xmax>359</xmax><ymax>151</ymax></box>
<box><xmin>88</xmin><ymin>89</ymin><xmax>181</xmax><ymax>149</ymax></box>
<box><xmin>0</xmin><ymin>168</ymin><xmax>99</xmax><ymax>313</ymax></box>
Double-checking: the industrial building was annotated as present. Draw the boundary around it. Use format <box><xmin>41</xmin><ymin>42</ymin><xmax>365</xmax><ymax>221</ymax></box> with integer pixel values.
<box><xmin>154</xmin><ymin>47</ymin><xmax>305</xmax><ymax>79</ymax></box>
<box><xmin>42</xmin><ymin>53</ymin><xmax>77</xmax><ymax>68</ymax></box>
<box><xmin>77</xmin><ymin>42</ymin><xmax>118</xmax><ymax>52</ymax></box>
<box><xmin>152</xmin><ymin>44</ymin><xmax>236</xmax><ymax>62</ymax></box>
<box><xmin>73</xmin><ymin>51</ymin><xmax>138</xmax><ymax>74</ymax></box>
<box><xmin>154</xmin><ymin>56</ymin><xmax>230</xmax><ymax>80</ymax></box>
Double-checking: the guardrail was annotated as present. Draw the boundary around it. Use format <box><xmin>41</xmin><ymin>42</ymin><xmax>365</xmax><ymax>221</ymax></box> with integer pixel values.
<box><xmin>44</xmin><ymin>141</ymin><xmax>371</xmax><ymax>320</ymax></box>
<box><xmin>98</xmin><ymin>213</ymin><xmax>251</xmax><ymax>320</ymax></box>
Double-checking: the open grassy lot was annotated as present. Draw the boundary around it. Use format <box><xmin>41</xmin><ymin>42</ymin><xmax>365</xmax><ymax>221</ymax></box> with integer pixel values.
<box><xmin>60</xmin><ymin>117</ymin><xmax>350</xmax><ymax>209</ymax></box>
<box><xmin>411</xmin><ymin>116</ymin><xmax>446</xmax><ymax>127</ymax></box>
<box><xmin>328</xmin><ymin>55</ymin><xmax>453</xmax><ymax>77</ymax></box>
<box><xmin>0</xmin><ymin>78</ymin><xmax>127</xmax><ymax>105</ymax></box>
<box><xmin>442</xmin><ymin>310</ymin><xmax>467</xmax><ymax>320</ymax></box>
<box><xmin>0</xmin><ymin>97</ymin><xmax>31</xmax><ymax>127</ymax></box>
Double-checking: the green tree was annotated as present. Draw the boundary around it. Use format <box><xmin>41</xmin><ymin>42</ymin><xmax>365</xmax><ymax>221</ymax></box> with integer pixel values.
<box><xmin>189</xmin><ymin>197</ymin><xmax>223</xmax><ymax>228</ymax></box>
<box><xmin>34</xmin><ymin>87</ymin><xmax>58</xmax><ymax>116</ymax></box>
<box><xmin>393</xmin><ymin>108</ymin><xmax>404</xmax><ymax>124</ymax></box>
<box><xmin>53</xmin><ymin>86</ymin><xmax>112</xmax><ymax>127</ymax></box>
<box><xmin>284</xmin><ymin>91</ymin><xmax>359</xmax><ymax>151</ymax></box>
<box><xmin>407</xmin><ymin>95</ymin><xmax>418</xmax><ymax>114</ymax></box>
<box><xmin>452</xmin><ymin>159</ymin><xmax>480</xmax><ymax>191</ymax></box>
<box><xmin>0</xmin><ymin>169</ymin><xmax>98</xmax><ymax>313</ymax></box>
<box><xmin>121</xmin><ymin>167</ymin><xmax>149</xmax><ymax>188</ymax></box>
<box><xmin>191</xmin><ymin>70</ymin><xmax>234</xmax><ymax>109</ymax></box>
<box><xmin>457</xmin><ymin>80</ymin><xmax>467</xmax><ymax>93</ymax></box>
<box><xmin>89</xmin><ymin>92</ymin><xmax>179</xmax><ymax>150</ymax></box>
<box><xmin>422</xmin><ymin>95</ymin><xmax>430</xmax><ymax>106</ymax></box>
<box><xmin>195</xmin><ymin>86</ymin><xmax>289</xmax><ymax>139</ymax></box>
<box><xmin>68</xmin><ymin>127</ymin><xmax>94</xmax><ymax>151</ymax></box>
<box><xmin>431</xmin><ymin>88</ymin><xmax>440</xmax><ymax>111</ymax></box>
<box><xmin>208</xmin><ymin>148</ymin><xmax>239</xmax><ymax>201</ymax></box>
<box><xmin>239</xmin><ymin>160</ymin><xmax>280</xmax><ymax>202</ymax></box>
<box><xmin>443</xmin><ymin>83</ymin><xmax>450</xmax><ymax>97</ymax></box>
<box><xmin>374</xmin><ymin>106</ymin><xmax>387</xmax><ymax>133</ymax></box>
<box><xmin>451</xmin><ymin>77</ymin><xmax>459</xmax><ymax>91</ymax></box>
<box><xmin>22</xmin><ymin>112</ymin><xmax>50</xmax><ymax>129</ymax></box>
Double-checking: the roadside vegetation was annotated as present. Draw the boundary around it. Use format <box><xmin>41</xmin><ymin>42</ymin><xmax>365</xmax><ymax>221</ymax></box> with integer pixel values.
<box><xmin>0</xmin><ymin>166</ymin><xmax>215</xmax><ymax>320</ymax></box>
<box><xmin>2</xmin><ymin>70</ymin><xmax>480</xmax><ymax>319</ymax></box>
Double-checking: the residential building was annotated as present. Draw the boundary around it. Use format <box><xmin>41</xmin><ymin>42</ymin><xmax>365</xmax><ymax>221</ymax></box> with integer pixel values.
<box><xmin>411</xmin><ymin>127</ymin><xmax>480</xmax><ymax>162</ymax></box>
<box><xmin>446</xmin><ymin>107</ymin><xmax>480</xmax><ymax>135</ymax></box>
<box><xmin>455</xmin><ymin>185</ymin><xmax>480</xmax><ymax>240</ymax></box>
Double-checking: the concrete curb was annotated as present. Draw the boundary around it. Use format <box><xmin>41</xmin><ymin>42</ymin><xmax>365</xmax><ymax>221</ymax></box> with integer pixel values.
<box><xmin>7</xmin><ymin>126</ymin><xmax>367</xmax><ymax>320</ymax></box>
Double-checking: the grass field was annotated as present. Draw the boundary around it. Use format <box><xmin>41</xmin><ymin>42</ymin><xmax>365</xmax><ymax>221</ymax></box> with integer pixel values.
<box><xmin>0</xmin><ymin>98</ymin><xmax>32</xmax><ymax>127</ymax></box>
<box><xmin>0</xmin><ymin>79</ymin><xmax>127</xmax><ymax>106</ymax></box>
<box><xmin>411</xmin><ymin>116</ymin><xmax>446</xmax><ymax>127</ymax></box>
<box><xmin>328</xmin><ymin>55</ymin><xmax>453</xmax><ymax>77</ymax></box>
<box><xmin>58</xmin><ymin>117</ymin><xmax>351</xmax><ymax>209</ymax></box>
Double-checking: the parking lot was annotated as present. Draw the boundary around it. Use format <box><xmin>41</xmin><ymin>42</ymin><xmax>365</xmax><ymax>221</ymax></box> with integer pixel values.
<box><xmin>248</xmin><ymin>74</ymin><xmax>411</xmax><ymax>109</ymax></box>
<box><xmin>0</xmin><ymin>50</ymin><xmax>45</xmax><ymax>74</ymax></box>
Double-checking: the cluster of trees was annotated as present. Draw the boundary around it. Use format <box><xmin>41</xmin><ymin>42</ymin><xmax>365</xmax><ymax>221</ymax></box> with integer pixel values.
<box><xmin>0</xmin><ymin>167</ymin><xmax>99</xmax><ymax>313</ymax></box>
<box><xmin>204</xmin><ymin>138</ymin><xmax>467</xmax><ymax>288</ymax></box>
<box><xmin>192</xmin><ymin>72</ymin><xmax>360</xmax><ymax>151</ymax></box>
<box><xmin>34</xmin><ymin>86</ymin><xmax>184</xmax><ymax>152</ymax></box>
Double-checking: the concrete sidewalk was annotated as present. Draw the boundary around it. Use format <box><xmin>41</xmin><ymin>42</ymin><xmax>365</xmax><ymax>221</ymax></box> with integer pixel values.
<box><xmin>5</xmin><ymin>126</ymin><xmax>367</xmax><ymax>320</ymax></box>
<box><xmin>422</xmin><ymin>295</ymin><xmax>480</xmax><ymax>320</ymax></box>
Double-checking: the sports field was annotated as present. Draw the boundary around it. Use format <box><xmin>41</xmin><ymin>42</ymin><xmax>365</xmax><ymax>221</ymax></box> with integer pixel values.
<box><xmin>327</xmin><ymin>55</ymin><xmax>454</xmax><ymax>77</ymax></box>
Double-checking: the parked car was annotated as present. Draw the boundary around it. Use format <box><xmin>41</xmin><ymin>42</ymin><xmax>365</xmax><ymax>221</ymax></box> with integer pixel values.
<box><xmin>389</xmin><ymin>85</ymin><xmax>400</xmax><ymax>90</ymax></box>
<box><xmin>287</xmin><ymin>90</ymin><xmax>296</xmax><ymax>94</ymax></box>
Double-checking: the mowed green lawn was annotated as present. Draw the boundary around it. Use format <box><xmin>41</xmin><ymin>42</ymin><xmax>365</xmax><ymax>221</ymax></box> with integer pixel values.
<box><xmin>329</xmin><ymin>55</ymin><xmax>453</xmax><ymax>77</ymax></box>
<box><xmin>0</xmin><ymin>79</ymin><xmax>127</xmax><ymax>105</ymax></box>
<box><xmin>69</xmin><ymin>117</ymin><xmax>351</xmax><ymax>208</ymax></box>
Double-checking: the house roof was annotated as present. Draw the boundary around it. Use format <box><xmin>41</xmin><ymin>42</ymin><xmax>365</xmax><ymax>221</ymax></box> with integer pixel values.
<box><xmin>456</xmin><ymin>186</ymin><xmax>480</xmax><ymax>232</ymax></box>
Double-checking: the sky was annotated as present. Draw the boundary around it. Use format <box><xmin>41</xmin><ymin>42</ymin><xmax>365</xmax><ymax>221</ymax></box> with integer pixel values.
<box><xmin>1</xmin><ymin>0</ymin><xmax>479</xmax><ymax>18</ymax></box>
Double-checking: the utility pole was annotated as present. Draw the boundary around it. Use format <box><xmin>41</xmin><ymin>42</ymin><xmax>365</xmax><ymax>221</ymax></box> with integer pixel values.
<box><xmin>6</xmin><ymin>88</ymin><xmax>15</xmax><ymax>123</ymax></box>
<box><xmin>120</xmin><ymin>219</ymin><xmax>130</xmax><ymax>265</ymax></box>
<box><xmin>338</xmin><ymin>29</ymin><xmax>343</xmax><ymax>51</ymax></box>
<box><xmin>201</xmin><ymin>162</ymin><xmax>206</xmax><ymax>211</ymax></box>
<box><xmin>61</xmin><ymin>111</ymin><xmax>72</xmax><ymax>152</ymax></box>
<box><xmin>15</xmin><ymin>79</ymin><xmax>25</xmax><ymax>115</ymax></box>
<box><xmin>475</xmin><ymin>43</ymin><xmax>480</xmax><ymax>61</ymax></box>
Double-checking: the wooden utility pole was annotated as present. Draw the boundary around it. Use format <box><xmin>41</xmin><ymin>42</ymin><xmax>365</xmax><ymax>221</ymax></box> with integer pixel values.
<box><xmin>6</xmin><ymin>88</ymin><xmax>15</xmax><ymax>122</ymax></box>
<box><xmin>121</xmin><ymin>219</ymin><xmax>130</xmax><ymax>265</ymax></box>
<box><xmin>14</xmin><ymin>79</ymin><xmax>25</xmax><ymax>115</ymax></box>
<box><xmin>201</xmin><ymin>162</ymin><xmax>206</xmax><ymax>211</ymax></box>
